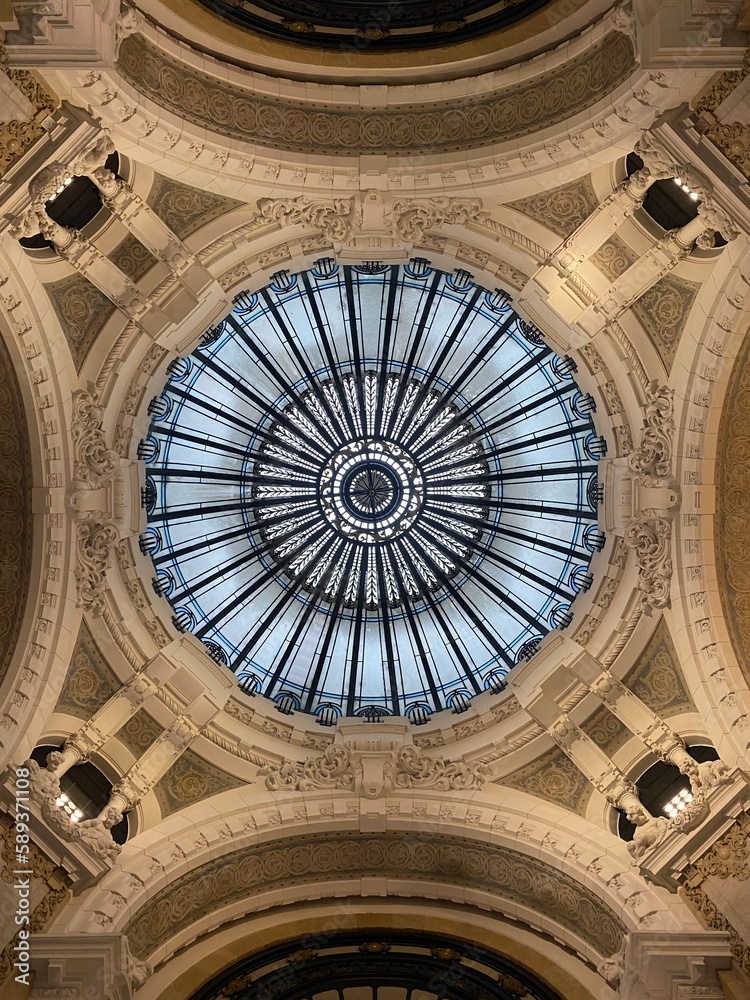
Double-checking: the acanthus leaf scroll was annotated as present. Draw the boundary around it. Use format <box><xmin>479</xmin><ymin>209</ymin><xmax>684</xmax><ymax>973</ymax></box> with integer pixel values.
<box><xmin>259</xmin><ymin>742</ymin><xmax>489</xmax><ymax>794</ymax></box>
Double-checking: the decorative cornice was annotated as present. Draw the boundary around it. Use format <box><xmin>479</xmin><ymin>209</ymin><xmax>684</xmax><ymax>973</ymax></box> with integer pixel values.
<box><xmin>115</xmin><ymin>30</ymin><xmax>635</xmax><ymax>156</ymax></box>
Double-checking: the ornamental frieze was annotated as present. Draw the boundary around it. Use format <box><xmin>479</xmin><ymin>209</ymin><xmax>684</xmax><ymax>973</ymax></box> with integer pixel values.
<box><xmin>116</xmin><ymin>30</ymin><xmax>634</xmax><ymax>156</ymax></box>
<box><xmin>124</xmin><ymin>831</ymin><xmax>626</xmax><ymax>960</ymax></box>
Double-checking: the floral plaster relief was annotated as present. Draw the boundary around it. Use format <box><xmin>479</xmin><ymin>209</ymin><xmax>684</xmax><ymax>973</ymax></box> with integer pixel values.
<box><xmin>630</xmin><ymin>273</ymin><xmax>700</xmax><ymax>373</ymax></box>
<box><xmin>717</xmin><ymin>324</ymin><xmax>750</xmax><ymax>688</ymax></box>
<box><xmin>507</xmin><ymin>176</ymin><xmax>598</xmax><ymax>238</ymax></box>
<box><xmin>125</xmin><ymin>832</ymin><xmax>625</xmax><ymax>960</ymax></box>
<box><xmin>622</xmin><ymin>617</ymin><xmax>696</xmax><ymax>719</ymax></box>
<box><xmin>146</xmin><ymin>173</ymin><xmax>244</xmax><ymax>240</ymax></box>
<box><xmin>55</xmin><ymin>623</ymin><xmax>119</xmax><ymax>721</ymax></box>
<box><xmin>45</xmin><ymin>272</ymin><xmax>115</xmax><ymax>371</ymax></box>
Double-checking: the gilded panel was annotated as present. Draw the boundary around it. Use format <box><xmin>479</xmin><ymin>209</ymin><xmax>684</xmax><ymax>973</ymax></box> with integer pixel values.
<box><xmin>153</xmin><ymin>747</ymin><xmax>245</xmax><ymax>817</ymax></box>
<box><xmin>116</xmin><ymin>710</ymin><xmax>162</xmax><ymax>759</ymax></box>
<box><xmin>110</xmin><ymin>233</ymin><xmax>158</xmax><ymax>282</ymax></box>
<box><xmin>507</xmin><ymin>176</ymin><xmax>598</xmax><ymax>238</ymax></box>
<box><xmin>630</xmin><ymin>274</ymin><xmax>700</xmax><ymax>372</ymax></box>
<box><xmin>117</xmin><ymin>32</ymin><xmax>634</xmax><ymax>156</ymax></box>
<box><xmin>581</xmin><ymin>704</ymin><xmax>630</xmax><ymax>754</ymax></box>
<box><xmin>125</xmin><ymin>832</ymin><xmax>625</xmax><ymax>960</ymax></box>
<box><xmin>592</xmin><ymin>233</ymin><xmax>638</xmax><ymax>280</ymax></box>
<box><xmin>717</xmin><ymin>327</ymin><xmax>750</xmax><ymax>685</ymax></box>
<box><xmin>45</xmin><ymin>273</ymin><xmax>115</xmax><ymax>371</ymax></box>
<box><xmin>147</xmin><ymin>174</ymin><xmax>244</xmax><ymax>240</ymax></box>
<box><xmin>0</xmin><ymin>331</ymin><xmax>32</xmax><ymax>687</ymax></box>
<box><xmin>500</xmin><ymin>746</ymin><xmax>592</xmax><ymax>815</ymax></box>
<box><xmin>55</xmin><ymin>622</ymin><xmax>119</xmax><ymax>720</ymax></box>
<box><xmin>623</xmin><ymin>618</ymin><xmax>696</xmax><ymax>718</ymax></box>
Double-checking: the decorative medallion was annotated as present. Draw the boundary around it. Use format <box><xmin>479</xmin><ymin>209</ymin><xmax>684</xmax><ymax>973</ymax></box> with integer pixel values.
<box><xmin>141</xmin><ymin>263</ymin><xmax>601</xmax><ymax>720</ymax></box>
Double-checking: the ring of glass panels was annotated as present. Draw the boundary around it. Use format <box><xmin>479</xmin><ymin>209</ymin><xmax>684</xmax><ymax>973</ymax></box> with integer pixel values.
<box><xmin>141</xmin><ymin>262</ymin><xmax>603</xmax><ymax>722</ymax></box>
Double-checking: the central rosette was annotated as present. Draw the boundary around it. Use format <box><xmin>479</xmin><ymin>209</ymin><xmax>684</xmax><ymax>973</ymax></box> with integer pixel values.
<box><xmin>321</xmin><ymin>440</ymin><xmax>424</xmax><ymax>542</ymax></box>
<box><xmin>248</xmin><ymin>367</ymin><xmax>493</xmax><ymax>613</ymax></box>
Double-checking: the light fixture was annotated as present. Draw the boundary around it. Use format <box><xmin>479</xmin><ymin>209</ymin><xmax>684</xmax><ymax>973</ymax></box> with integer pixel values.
<box><xmin>673</xmin><ymin>176</ymin><xmax>701</xmax><ymax>203</ymax></box>
<box><xmin>55</xmin><ymin>790</ymin><xmax>83</xmax><ymax>822</ymax></box>
<box><xmin>663</xmin><ymin>786</ymin><xmax>693</xmax><ymax>818</ymax></box>
<box><xmin>46</xmin><ymin>176</ymin><xmax>73</xmax><ymax>204</ymax></box>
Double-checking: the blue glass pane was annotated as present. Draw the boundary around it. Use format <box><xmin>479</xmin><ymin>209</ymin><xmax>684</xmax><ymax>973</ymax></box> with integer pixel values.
<box><xmin>142</xmin><ymin>264</ymin><xmax>600</xmax><ymax>717</ymax></box>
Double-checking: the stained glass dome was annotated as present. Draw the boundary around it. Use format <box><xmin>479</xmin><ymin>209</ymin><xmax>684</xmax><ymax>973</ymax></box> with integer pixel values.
<box><xmin>140</xmin><ymin>262</ymin><xmax>602</xmax><ymax>721</ymax></box>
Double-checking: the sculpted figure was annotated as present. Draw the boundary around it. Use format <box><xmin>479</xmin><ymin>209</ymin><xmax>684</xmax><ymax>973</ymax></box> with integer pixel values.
<box><xmin>74</xmin><ymin>806</ymin><xmax>123</xmax><ymax>863</ymax></box>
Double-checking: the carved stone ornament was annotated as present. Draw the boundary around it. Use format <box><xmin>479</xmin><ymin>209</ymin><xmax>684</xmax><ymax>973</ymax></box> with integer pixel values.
<box><xmin>692</xmin><ymin>758</ymin><xmax>732</xmax><ymax>792</ymax></box>
<box><xmin>254</xmin><ymin>194</ymin><xmax>487</xmax><ymax>250</ymax></box>
<box><xmin>633</xmin><ymin>132</ymin><xmax>678</xmax><ymax>183</ymax></box>
<box><xmin>73</xmin><ymin>134</ymin><xmax>116</xmax><ymax>179</ymax></box>
<box><xmin>688</xmin><ymin>812</ymin><xmax>750</xmax><ymax>881</ymax></box>
<box><xmin>24</xmin><ymin>760</ymin><xmax>122</xmax><ymax>864</ymax></box>
<box><xmin>124</xmin><ymin>939</ymin><xmax>153</xmax><ymax>992</ymax></box>
<box><xmin>624</xmin><ymin>514</ymin><xmax>673</xmax><ymax>612</ymax></box>
<box><xmin>597</xmin><ymin>940</ymin><xmax>626</xmax><ymax>988</ymax></box>
<box><xmin>257</xmin><ymin>195</ymin><xmax>355</xmax><ymax>244</ymax></box>
<box><xmin>386</xmin><ymin>745</ymin><xmax>490</xmax><ymax>791</ymax></box>
<box><xmin>75</xmin><ymin>513</ymin><xmax>120</xmax><ymax>615</ymax></box>
<box><xmin>669</xmin><ymin>789</ymin><xmax>709</xmax><ymax>832</ymax></box>
<box><xmin>628</xmin><ymin>815</ymin><xmax>669</xmax><ymax>860</ymax></box>
<box><xmin>115</xmin><ymin>2</ymin><xmax>141</xmax><ymax>59</ymax></box>
<box><xmin>698</xmin><ymin>196</ymin><xmax>740</xmax><ymax>244</ymax></box>
<box><xmin>627</xmin><ymin>380</ymin><xmax>674</xmax><ymax>480</ymax></box>
<box><xmin>389</xmin><ymin>198</ymin><xmax>487</xmax><ymax>241</ymax></box>
<box><xmin>71</xmin><ymin>385</ymin><xmax>120</xmax><ymax>488</ymax></box>
<box><xmin>259</xmin><ymin>744</ymin><xmax>358</xmax><ymax>791</ymax></box>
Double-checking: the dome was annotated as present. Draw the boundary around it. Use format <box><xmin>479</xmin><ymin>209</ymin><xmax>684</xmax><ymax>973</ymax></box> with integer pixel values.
<box><xmin>142</xmin><ymin>261</ymin><xmax>600</xmax><ymax>719</ymax></box>
<box><xmin>192</xmin><ymin>0</ymin><xmax>553</xmax><ymax>49</ymax></box>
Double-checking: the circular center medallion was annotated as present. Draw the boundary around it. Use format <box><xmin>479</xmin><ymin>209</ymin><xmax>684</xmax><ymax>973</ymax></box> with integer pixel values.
<box><xmin>322</xmin><ymin>440</ymin><xmax>423</xmax><ymax>540</ymax></box>
<box><xmin>249</xmin><ymin>368</ymin><xmax>491</xmax><ymax>611</ymax></box>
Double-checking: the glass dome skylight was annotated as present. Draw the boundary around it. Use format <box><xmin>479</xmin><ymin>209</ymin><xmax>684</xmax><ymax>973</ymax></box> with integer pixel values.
<box><xmin>140</xmin><ymin>262</ymin><xmax>602</xmax><ymax>722</ymax></box>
